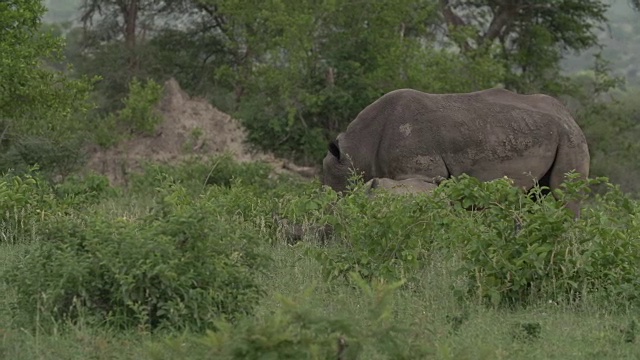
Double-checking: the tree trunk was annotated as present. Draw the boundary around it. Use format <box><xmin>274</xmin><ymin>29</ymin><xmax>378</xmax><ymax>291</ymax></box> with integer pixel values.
<box><xmin>123</xmin><ymin>0</ymin><xmax>139</xmax><ymax>72</ymax></box>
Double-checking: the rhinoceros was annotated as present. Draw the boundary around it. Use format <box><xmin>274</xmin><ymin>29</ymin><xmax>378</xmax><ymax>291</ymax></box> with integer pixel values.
<box><xmin>322</xmin><ymin>88</ymin><xmax>590</xmax><ymax>216</ymax></box>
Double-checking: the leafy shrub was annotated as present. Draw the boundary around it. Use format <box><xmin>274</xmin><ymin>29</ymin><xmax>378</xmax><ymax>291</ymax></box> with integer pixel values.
<box><xmin>92</xmin><ymin>112</ymin><xmax>122</xmax><ymax>148</ymax></box>
<box><xmin>118</xmin><ymin>78</ymin><xmax>164</xmax><ymax>135</ymax></box>
<box><xmin>440</xmin><ymin>175</ymin><xmax>581</xmax><ymax>306</ymax></box>
<box><xmin>54</xmin><ymin>172</ymin><xmax>117</xmax><ymax>205</ymax></box>
<box><xmin>306</xmin><ymin>173</ymin><xmax>640</xmax><ymax>308</ymax></box>
<box><xmin>308</xmin><ymin>178</ymin><xmax>451</xmax><ymax>282</ymax></box>
<box><xmin>93</xmin><ymin>77</ymin><xmax>164</xmax><ymax>148</ymax></box>
<box><xmin>5</xmin><ymin>180</ymin><xmax>270</xmax><ymax>332</ymax></box>
<box><xmin>567</xmin><ymin>184</ymin><xmax>640</xmax><ymax>304</ymax></box>
<box><xmin>278</xmin><ymin>185</ymin><xmax>339</xmax><ymax>222</ymax></box>
<box><xmin>0</xmin><ymin>136</ymin><xmax>86</xmax><ymax>180</ymax></box>
<box><xmin>269</xmin><ymin>184</ymin><xmax>338</xmax><ymax>244</ymax></box>
<box><xmin>147</xmin><ymin>274</ymin><xmax>431</xmax><ymax>359</ymax></box>
<box><xmin>440</xmin><ymin>175</ymin><xmax>640</xmax><ymax>308</ymax></box>
<box><xmin>0</xmin><ymin>169</ymin><xmax>60</xmax><ymax>244</ymax></box>
<box><xmin>237</xmin><ymin>96</ymin><xmax>330</xmax><ymax>164</ymax></box>
<box><xmin>130</xmin><ymin>155</ymin><xmax>273</xmax><ymax>195</ymax></box>
<box><xmin>130</xmin><ymin>155</ymin><xmax>316</xmax><ymax>246</ymax></box>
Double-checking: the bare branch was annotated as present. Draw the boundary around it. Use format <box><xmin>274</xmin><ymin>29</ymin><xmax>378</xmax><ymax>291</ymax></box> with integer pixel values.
<box><xmin>440</xmin><ymin>0</ymin><xmax>466</xmax><ymax>28</ymax></box>
<box><xmin>479</xmin><ymin>2</ymin><xmax>553</xmax><ymax>46</ymax></box>
<box><xmin>480</xmin><ymin>4</ymin><xmax>517</xmax><ymax>45</ymax></box>
<box><xmin>439</xmin><ymin>0</ymin><xmax>473</xmax><ymax>52</ymax></box>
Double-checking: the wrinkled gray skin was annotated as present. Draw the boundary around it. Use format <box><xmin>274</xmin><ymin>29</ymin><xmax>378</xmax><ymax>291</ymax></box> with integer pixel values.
<box><xmin>365</xmin><ymin>177</ymin><xmax>441</xmax><ymax>196</ymax></box>
<box><xmin>322</xmin><ymin>88</ymin><xmax>590</xmax><ymax>216</ymax></box>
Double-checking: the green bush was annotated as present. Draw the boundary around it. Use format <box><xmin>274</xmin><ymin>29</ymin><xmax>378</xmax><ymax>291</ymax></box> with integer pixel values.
<box><xmin>54</xmin><ymin>172</ymin><xmax>117</xmax><ymax>206</ymax></box>
<box><xmin>148</xmin><ymin>274</ymin><xmax>431</xmax><ymax>359</ymax></box>
<box><xmin>0</xmin><ymin>136</ymin><xmax>86</xmax><ymax>180</ymax></box>
<box><xmin>438</xmin><ymin>175</ymin><xmax>640</xmax><ymax>308</ymax></box>
<box><xmin>93</xmin><ymin>77</ymin><xmax>164</xmax><ymax>148</ymax></box>
<box><xmin>569</xmin><ymin>184</ymin><xmax>640</xmax><ymax>304</ymax></box>
<box><xmin>5</xmin><ymin>180</ymin><xmax>270</xmax><ymax>332</ymax></box>
<box><xmin>306</xmin><ymin>173</ymin><xmax>640</xmax><ymax>308</ymax></box>
<box><xmin>440</xmin><ymin>175</ymin><xmax>584</xmax><ymax>306</ymax></box>
<box><xmin>92</xmin><ymin>112</ymin><xmax>122</xmax><ymax>148</ymax></box>
<box><xmin>0</xmin><ymin>169</ymin><xmax>60</xmax><ymax>244</ymax></box>
<box><xmin>118</xmin><ymin>78</ymin><xmax>164</xmax><ymax>135</ymax></box>
<box><xmin>130</xmin><ymin>155</ymin><xmax>274</xmax><ymax>194</ymax></box>
<box><xmin>310</xmin><ymin>184</ymin><xmax>446</xmax><ymax>282</ymax></box>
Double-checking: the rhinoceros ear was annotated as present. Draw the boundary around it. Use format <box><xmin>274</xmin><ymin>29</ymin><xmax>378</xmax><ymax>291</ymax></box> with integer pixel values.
<box><xmin>328</xmin><ymin>140</ymin><xmax>341</xmax><ymax>160</ymax></box>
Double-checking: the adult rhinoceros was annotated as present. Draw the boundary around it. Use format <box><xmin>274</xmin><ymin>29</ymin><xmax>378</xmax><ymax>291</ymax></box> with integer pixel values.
<box><xmin>322</xmin><ymin>88</ymin><xmax>590</xmax><ymax>216</ymax></box>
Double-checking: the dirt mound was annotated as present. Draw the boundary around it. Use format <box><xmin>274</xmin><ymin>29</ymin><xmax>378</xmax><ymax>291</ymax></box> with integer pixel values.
<box><xmin>87</xmin><ymin>78</ymin><xmax>318</xmax><ymax>185</ymax></box>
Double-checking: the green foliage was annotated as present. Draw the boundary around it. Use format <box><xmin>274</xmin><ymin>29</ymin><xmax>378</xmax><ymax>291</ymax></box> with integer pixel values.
<box><xmin>0</xmin><ymin>0</ymin><xmax>93</xmax><ymax>135</ymax></box>
<box><xmin>5</xmin><ymin>180</ymin><xmax>270</xmax><ymax>332</ymax></box>
<box><xmin>441</xmin><ymin>175</ymin><xmax>580</xmax><ymax>306</ymax></box>
<box><xmin>0</xmin><ymin>169</ymin><xmax>58</xmax><ymax>244</ymax></box>
<box><xmin>143</xmin><ymin>28</ymin><xmax>235</xmax><ymax>106</ymax></box>
<box><xmin>300</xmin><ymin>173</ymin><xmax>640</xmax><ymax>308</ymax></box>
<box><xmin>438</xmin><ymin>175</ymin><xmax>640</xmax><ymax>308</ymax></box>
<box><xmin>440</xmin><ymin>0</ymin><xmax>609</xmax><ymax>94</ymax></box>
<box><xmin>573</xmin><ymin>184</ymin><xmax>640</xmax><ymax>303</ymax></box>
<box><xmin>53</xmin><ymin>172</ymin><xmax>117</xmax><ymax>205</ymax></box>
<box><xmin>0</xmin><ymin>0</ymin><xmax>94</xmax><ymax>175</ymax></box>
<box><xmin>93</xmin><ymin>78</ymin><xmax>163</xmax><ymax>147</ymax></box>
<box><xmin>0</xmin><ymin>136</ymin><xmax>86</xmax><ymax>180</ymax></box>
<box><xmin>129</xmin><ymin>155</ymin><xmax>274</xmax><ymax>195</ymax></box>
<box><xmin>288</xmin><ymin>172</ymin><xmax>447</xmax><ymax>282</ymax></box>
<box><xmin>148</xmin><ymin>274</ymin><xmax>431</xmax><ymax>359</ymax></box>
<box><xmin>578</xmin><ymin>89</ymin><xmax>640</xmax><ymax>194</ymax></box>
<box><xmin>118</xmin><ymin>78</ymin><xmax>163</xmax><ymax>135</ymax></box>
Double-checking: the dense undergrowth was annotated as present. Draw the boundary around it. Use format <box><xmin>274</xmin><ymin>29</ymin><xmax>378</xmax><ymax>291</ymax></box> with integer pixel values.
<box><xmin>1</xmin><ymin>156</ymin><xmax>639</xmax><ymax>359</ymax></box>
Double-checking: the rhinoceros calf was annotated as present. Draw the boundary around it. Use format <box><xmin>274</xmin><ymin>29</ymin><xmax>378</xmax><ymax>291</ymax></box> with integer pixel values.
<box><xmin>322</xmin><ymin>88</ymin><xmax>590</xmax><ymax>216</ymax></box>
<box><xmin>365</xmin><ymin>177</ymin><xmax>441</xmax><ymax>196</ymax></box>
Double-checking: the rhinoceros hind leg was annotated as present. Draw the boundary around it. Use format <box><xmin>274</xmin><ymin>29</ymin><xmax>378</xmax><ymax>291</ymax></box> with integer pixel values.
<box><xmin>548</xmin><ymin>143</ymin><xmax>590</xmax><ymax>218</ymax></box>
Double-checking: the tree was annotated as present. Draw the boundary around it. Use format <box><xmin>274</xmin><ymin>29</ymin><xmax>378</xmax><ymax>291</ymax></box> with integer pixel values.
<box><xmin>80</xmin><ymin>0</ymin><xmax>163</xmax><ymax>70</ymax></box>
<box><xmin>0</xmin><ymin>0</ymin><xmax>93</xmax><ymax>175</ymax></box>
<box><xmin>437</xmin><ymin>0</ymin><xmax>609</xmax><ymax>93</ymax></box>
<box><xmin>76</xmin><ymin>0</ymin><xmax>188</xmax><ymax>110</ymax></box>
